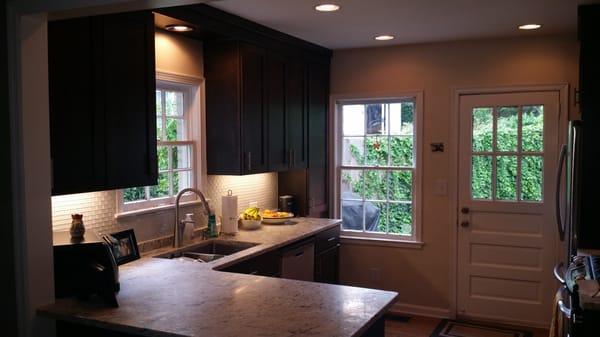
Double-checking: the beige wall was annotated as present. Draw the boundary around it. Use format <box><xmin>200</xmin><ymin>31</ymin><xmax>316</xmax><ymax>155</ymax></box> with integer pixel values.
<box><xmin>331</xmin><ymin>34</ymin><xmax>579</xmax><ymax>313</ymax></box>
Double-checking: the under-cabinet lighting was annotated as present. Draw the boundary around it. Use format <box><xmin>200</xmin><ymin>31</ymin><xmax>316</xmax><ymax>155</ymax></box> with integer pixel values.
<box><xmin>165</xmin><ymin>24</ymin><xmax>194</xmax><ymax>32</ymax></box>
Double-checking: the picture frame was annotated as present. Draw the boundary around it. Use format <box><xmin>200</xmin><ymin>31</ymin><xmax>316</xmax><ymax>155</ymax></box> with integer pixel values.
<box><xmin>103</xmin><ymin>229</ymin><xmax>140</xmax><ymax>265</ymax></box>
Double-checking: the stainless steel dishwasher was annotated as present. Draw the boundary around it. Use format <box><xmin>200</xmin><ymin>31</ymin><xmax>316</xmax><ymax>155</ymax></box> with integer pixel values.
<box><xmin>281</xmin><ymin>239</ymin><xmax>315</xmax><ymax>281</ymax></box>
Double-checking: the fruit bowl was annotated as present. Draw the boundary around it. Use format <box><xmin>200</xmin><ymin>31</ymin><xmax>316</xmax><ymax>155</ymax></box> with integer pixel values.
<box><xmin>239</xmin><ymin>218</ymin><xmax>262</xmax><ymax>230</ymax></box>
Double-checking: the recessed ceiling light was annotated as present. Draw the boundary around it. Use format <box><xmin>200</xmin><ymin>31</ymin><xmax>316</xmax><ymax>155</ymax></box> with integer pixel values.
<box><xmin>374</xmin><ymin>35</ymin><xmax>395</xmax><ymax>41</ymax></box>
<box><xmin>165</xmin><ymin>24</ymin><xmax>194</xmax><ymax>32</ymax></box>
<box><xmin>315</xmin><ymin>3</ymin><xmax>340</xmax><ymax>12</ymax></box>
<box><xmin>518</xmin><ymin>24</ymin><xmax>542</xmax><ymax>30</ymax></box>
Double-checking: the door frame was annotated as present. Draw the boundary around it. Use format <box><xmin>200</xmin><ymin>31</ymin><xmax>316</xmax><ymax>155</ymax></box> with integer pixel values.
<box><xmin>448</xmin><ymin>84</ymin><xmax>570</xmax><ymax>326</ymax></box>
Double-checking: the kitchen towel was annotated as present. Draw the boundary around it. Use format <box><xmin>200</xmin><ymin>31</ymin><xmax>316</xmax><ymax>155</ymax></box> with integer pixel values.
<box><xmin>221</xmin><ymin>190</ymin><xmax>238</xmax><ymax>234</ymax></box>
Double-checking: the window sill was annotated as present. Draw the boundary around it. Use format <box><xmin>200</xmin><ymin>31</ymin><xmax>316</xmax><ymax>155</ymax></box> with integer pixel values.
<box><xmin>115</xmin><ymin>199</ymin><xmax>207</xmax><ymax>220</ymax></box>
<box><xmin>340</xmin><ymin>235</ymin><xmax>424</xmax><ymax>249</ymax></box>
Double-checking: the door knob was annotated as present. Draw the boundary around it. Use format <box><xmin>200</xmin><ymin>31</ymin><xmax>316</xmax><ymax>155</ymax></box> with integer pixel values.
<box><xmin>461</xmin><ymin>207</ymin><xmax>470</xmax><ymax>214</ymax></box>
<box><xmin>460</xmin><ymin>221</ymin><xmax>470</xmax><ymax>228</ymax></box>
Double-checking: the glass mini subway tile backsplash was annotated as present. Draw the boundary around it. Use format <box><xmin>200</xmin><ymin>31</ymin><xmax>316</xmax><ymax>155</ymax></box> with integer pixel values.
<box><xmin>51</xmin><ymin>172</ymin><xmax>278</xmax><ymax>242</ymax></box>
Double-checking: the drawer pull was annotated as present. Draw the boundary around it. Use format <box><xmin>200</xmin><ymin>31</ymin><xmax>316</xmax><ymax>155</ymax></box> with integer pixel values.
<box><xmin>249</xmin><ymin>270</ymin><xmax>259</xmax><ymax>275</ymax></box>
<box><xmin>295</xmin><ymin>251</ymin><xmax>304</xmax><ymax>257</ymax></box>
<box><xmin>327</xmin><ymin>237</ymin><xmax>336</xmax><ymax>242</ymax></box>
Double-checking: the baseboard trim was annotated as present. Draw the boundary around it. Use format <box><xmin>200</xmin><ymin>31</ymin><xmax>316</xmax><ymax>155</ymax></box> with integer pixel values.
<box><xmin>389</xmin><ymin>302</ymin><xmax>452</xmax><ymax>319</ymax></box>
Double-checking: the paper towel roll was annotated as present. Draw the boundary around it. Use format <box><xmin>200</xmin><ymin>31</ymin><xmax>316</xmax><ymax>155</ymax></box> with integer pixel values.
<box><xmin>221</xmin><ymin>190</ymin><xmax>238</xmax><ymax>234</ymax></box>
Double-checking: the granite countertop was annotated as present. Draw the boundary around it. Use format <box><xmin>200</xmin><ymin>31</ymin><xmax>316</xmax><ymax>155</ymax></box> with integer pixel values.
<box><xmin>38</xmin><ymin>218</ymin><xmax>399</xmax><ymax>337</ymax></box>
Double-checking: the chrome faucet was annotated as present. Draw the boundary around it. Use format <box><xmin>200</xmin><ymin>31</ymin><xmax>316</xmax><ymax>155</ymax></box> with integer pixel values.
<box><xmin>174</xmin><ymin>188</ymin><xmax>211</xmax><ymax>248</ymax></box>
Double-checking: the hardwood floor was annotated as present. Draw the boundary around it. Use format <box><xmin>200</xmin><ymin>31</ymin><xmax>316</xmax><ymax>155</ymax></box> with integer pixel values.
<box><xmin>385</xmin><ymin>315</ymin><xmax>550</xmax><ymax>337</ymax></box>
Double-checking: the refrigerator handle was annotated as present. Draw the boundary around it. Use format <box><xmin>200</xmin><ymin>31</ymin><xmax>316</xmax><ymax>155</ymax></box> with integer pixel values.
<box><xmin>555</xmin><ymin>144</ymin><xmax>567</xmax><ymax>241</ymax></box>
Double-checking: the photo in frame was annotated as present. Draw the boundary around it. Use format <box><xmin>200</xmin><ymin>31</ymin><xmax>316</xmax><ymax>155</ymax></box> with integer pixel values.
<box><xmin>103</xmin><ymin>229</ymin><xmax>140</xmax><ymax>265</ymax></box>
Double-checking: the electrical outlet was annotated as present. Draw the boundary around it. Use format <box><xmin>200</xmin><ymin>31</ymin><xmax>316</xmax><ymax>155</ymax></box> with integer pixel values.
<box><xmin>248</xmin><ymin>201</ymin><xmax>258</xmax><ymax>208</ymax></box>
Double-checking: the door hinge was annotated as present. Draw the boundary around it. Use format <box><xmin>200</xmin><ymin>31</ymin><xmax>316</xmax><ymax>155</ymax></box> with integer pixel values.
<box><xmin>574</xmin><ymin>88</ymin><xmax>580</xmax><ymax>106</ymax></box>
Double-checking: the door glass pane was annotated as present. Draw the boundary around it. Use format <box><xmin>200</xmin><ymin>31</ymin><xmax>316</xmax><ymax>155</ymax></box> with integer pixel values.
<box><xmin>150</xmin><ymin>172</ymin><xmax>170</xmax><ymax>199</ymax></box>
<box><xmin>472</xmin><ymin>107</ymin><xmax>493</xmax><ymax>152</ymax></box>
<box><xmin>521</xmin><ymin>156</ymin><xmax>543</xmax><ymax>201</ymax></box>
<box><xmin>366</xmin><ymin>104</ymin><xmax>386</xmax><ymax>135</ymax></box>
<box><xmin>472</xmin><ymin>155</ymin><xmax>492</xmax><ymax>200</ymax></box>
<box><xmin>341</xmin><ymin>169</ymin><xmax>363</xmax><ymax>200</ymax></box>
<box><xmin>365</xmin><ymin>136</ymin><xmax>388</xmax><ymax>166</ymax></box>
<box><xmin>368</xmin><ymin>201</ymin><xmax>387</xmax><ymax>233</ymax></box>
<box><xmin>342</xmin><ymin>105</ymin><xmax>365</xmax><ymax>136</ymax></box>
<box><xmin>364</xmin><ymin>170</ymin><xmax>387</xmax><ymax>200</ymax></box>
<box><xmin>496</xmin><ymin>155</ymin><xmax>517</xmax><ymax>200</ymax></box>
<box><xmin>342</xmin><ymin>200</ymin><xmax>364</xmax><ymax>231</ymax></box>
<box><xmin>388</xmin><ymin>203</ymin><xmax>412</xmax><ymax>235</ymax></box>
<box><xmin>390</xmin><ymin>102</ymin><xmax>414</xmax><ymax>135</ymax></box>
<box><xmin>522</xmin><ymin>105</ymin><xmax>544</xmax><ymax>152</ymax></box>
<box><xmin>342</xmin><ymin>137</ymin><xmax>364</xmax><ymax>166</ymax></box>
<box><xmin>390</xmin><ymin>136</ymin><xmax>413</xmax><ymax>167</ymax></box>
<box><xmin>389</xmin><ymin>170</ymin><xmax>412</xmax><ymax>201</ymax></box>
<box><xmin>496</xmin><ymin>106</ymin><xmax>518</xmax><ymax>152</ymax></box>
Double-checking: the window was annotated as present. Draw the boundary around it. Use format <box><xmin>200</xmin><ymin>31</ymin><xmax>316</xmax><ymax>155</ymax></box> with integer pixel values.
<box><xmin>119</xmin><ymin>76</ymin><xmax>202</xmax><ymax>213</ymax></box>
<box><xmin>470</xmin><ymin>105</ymin><xmax>544</xmax><ymax>202</ymax></box>
<box><xmin>337</xmin><ymin>96</ymin><xmax>422</xmax><ymax>242</ymax></box>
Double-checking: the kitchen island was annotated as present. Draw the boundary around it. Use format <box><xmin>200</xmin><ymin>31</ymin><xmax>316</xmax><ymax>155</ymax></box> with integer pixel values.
<box><xmin>38</xmin><ymin>218</ymin><xmax>398</xmax><ymax>337</ymax></box>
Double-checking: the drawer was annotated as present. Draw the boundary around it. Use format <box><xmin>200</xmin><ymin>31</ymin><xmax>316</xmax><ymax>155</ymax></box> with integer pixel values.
<box><xmin>222</xmin><ymin>250</ymin><xmax>280</xmax><ymax>277</ymax></box>
<box><xmin>315</xmin><ymin>225</ymin><xmax>340</xmax><ymax>254</ymax></box>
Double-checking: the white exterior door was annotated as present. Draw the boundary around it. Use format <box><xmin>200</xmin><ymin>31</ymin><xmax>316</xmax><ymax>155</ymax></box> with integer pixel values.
<box><xmin>457</xmin><ymin>91</ymin><xmax>561</xmax><ymax>327</ymax></box>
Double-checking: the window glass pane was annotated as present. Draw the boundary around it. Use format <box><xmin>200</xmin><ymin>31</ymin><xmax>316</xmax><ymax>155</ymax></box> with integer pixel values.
<box><xmin>157</xmin><ymin>146</ymin><xmax>168</xmax><ymax>171</ymax></box>
<box><xmin>367</xmin><ymin>201</ymin><xmax>387</xmax><ymax>233</ymax></box>
<box><xmin>522</xmin><ymin>105</ymin><xmax>544</xmax><ymax>152</ymax></box>
<box><xmin>521</xmin><ymin>156</ymin><xmax>543</xmax><ymax>202</ymax></box>
<box><xmin>341</xmin><ymin>200</ymin><xmax>364</xmax><ymax>231</ymax></box>
<box><xmin>173</xmin><ymin>170</ymin><xmax>192</xmax><ymax>195</ymax></box>
<box><xmin>156</xmin><ymin>90</ymin><xmax>162</xmax><ymax>116</ymax></box>
<box><xmin>496</xmin><ymin>106</ymin><xmax>518</xmax><ymax>152</ymax></box>
<box><xmin>390</xmin><ymin>102</ymin><xmax>414</xmax><ymax>136</ymax></box>
<box><xmin>472</xmin><ymin>155</ymin><xmax>492</xmax><ymax>200</ymax></box>
<box><xmin>165</xmin><ymin>91</ymin><xmax>183</xmax><ymax>116</ymax></box>
<box><xmin>366</xmin><ymin>104</ymin><xmax>386</xmax><ymax>135</ymax></box>
<box><xmin>165</xmin><ymin>118</ymin><xmax>185</xmax><ymax>141</ymax></box>
<box><xmin>365</xmin><ymin>136</ymin><xmax>388</xmax><ymax>166</ymax></box>
<box><xmin>123</xmin><ymin>187</ymin><xmax>145</xmax><ymax>203</ymax></box>
<box><xmin>389</xmin><ymin>203</ymin><xmax>412</xmax><ymax>235</ymax></box>
<box><xmin>150</xmin><ymin>172</ymin><xmax>170</xmax><ymax>199</ymax></box>
<box><xmin>472</xmin><ymin>107</ymin><xmax>493</xmax><ymax>152</ymax></box>
<box><xmin>342</xmin><ymin>105</ymin><xmax>365</xmax><ymax>136</ymax></box>
<box><xmin>341</xmin><ymin>169</ymin><xmax>363</xmax><ymax>200</ymax></box>
<box><xmin>390</xmin><ymin>136</ymin><xmax>413</xmax><ymax>167</ymax></box>
<box><xmin>389</xmin><ymin>170</ymin><xmax>412</xmax><ymax>201</ymax></box>
<box><xmin>342</xmin><ymin>137</ymin><xmax>364</xmax><ymax>166</ymax></box>
<box><xmin>364</xmin><ymin>170</ymin><xmax>387</xmax><ymax>201</ymax></box>
<box><xmin>156</xmin><ymin>117</ymin><xmax>163</xmax><ymax>141</ymax></box>
<box><xmin>496</xmin><ymin>155</ymin><xmax>517</xmax><ymax>200</ymax></box>
<box><xmin>173</xmin><ymin>145</ymin><xmax>192</xmax><ymax>170</ymax></box>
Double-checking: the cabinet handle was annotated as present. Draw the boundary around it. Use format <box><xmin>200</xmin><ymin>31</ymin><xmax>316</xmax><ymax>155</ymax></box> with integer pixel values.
<box><xmin>327</xmin><ymin>237</ymin><xmax>336</xmax><ymax>242</ymax></box>
<box><xmin>288</xmin><ymin>149</ymin><xmax>292</xmax><ymax>167</ymax></box>
<box><xmin>247</xmin><ymin>152</ymin><xmax>252</xmax><ymax>172</ymax></box>
<box><xmin>291</xmin><ymin>149</ymin><xmax>295</xmax><ymax>167</ymax></box>
<box><xmin>249</xmin><ymin>270</ymin><xmax>259</xmax><ymax>275</ymax></box>
<box><xmin>294</xmin><ymin>251</ymin><xmax>304</xmax><ymax>257</ymax></box>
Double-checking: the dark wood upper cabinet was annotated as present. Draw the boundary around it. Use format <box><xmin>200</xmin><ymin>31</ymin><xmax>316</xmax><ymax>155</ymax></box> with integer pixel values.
<box><xmin>204</xmin><ymin>40</ymin><xmax>268</xmax><ymax>175</ymax></box>
<box><xmin>266</xmin><ymin>53</ymin><xmax>288</xmax><ymax>171</ymax></box>
<box><xmin>49</xmin><ymin>11</ymin><xmax>157</xmax><ymax>196</ymax></box>
<box><xmin>286</xmin><ymin>59</ymin><xmax>307</xmax><ymax>170</ymax></box>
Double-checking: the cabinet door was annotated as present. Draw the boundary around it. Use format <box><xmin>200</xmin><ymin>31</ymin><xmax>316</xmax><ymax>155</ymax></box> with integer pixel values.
<box><xmin>286</xmin><ymin>59</ymin><xmax>307</xmax><ymax>169</ymax></box>
<box><xmin>307</xmin><ymin>62</ymin><xmax>329</xmax><ymax>216</ymax></box>
<box><xmin>315</xmin><ymin>245</ymin><xmax>339</xmax><ymax>284</ymax></box>
<box><xmin>240</xmin><ymin>43</ymin><xmax>268</xmax><ymax>174</ymax></box>
<box><xmin>102</xmin><ymin>11</ymin><xmax>157</xmax><ymax>189</ymax></box>
<box><xmin>266</xmin><ymin>53</ymin><xmax>288</xmax><ymax>171</ymax></box>
<box><xmin>49</xmin><ymin>17</ymin><xmax>106</xmax><ymax>195</ymax></box>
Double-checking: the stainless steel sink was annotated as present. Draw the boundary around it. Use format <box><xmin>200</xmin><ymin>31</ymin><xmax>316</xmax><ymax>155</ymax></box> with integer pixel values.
<box><xmin>155</xmin><ymin>240</ymin><xmax>259</xmax><ymax>263</ymax></box>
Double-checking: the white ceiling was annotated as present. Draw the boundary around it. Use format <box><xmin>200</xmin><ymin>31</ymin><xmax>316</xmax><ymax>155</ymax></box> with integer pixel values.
<box><xmin>207</xmin><ymin>0</ymin><xmax>579</xmax><ymax>49</ymax></box>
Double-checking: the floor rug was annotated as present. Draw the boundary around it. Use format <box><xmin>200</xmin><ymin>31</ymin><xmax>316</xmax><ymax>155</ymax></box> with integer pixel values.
<box><xmin>430</xmin><ymin>320</ymin><xmax>533</xmax><ymax>337</ymax></box>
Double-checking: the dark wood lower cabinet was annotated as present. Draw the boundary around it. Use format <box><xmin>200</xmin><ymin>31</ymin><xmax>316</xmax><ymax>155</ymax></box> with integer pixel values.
<box><xmin>314</xmin><ymin>244</ymin><xmax>340</xmax><ymax>284</ymax></box>
<box><xmin>220</xmin><ymin>249</ymin><xmax>280</xmax><ymax>277</ymax></box>
<box><xmin>57</xmin><ymin>321</ymin><xmax>139</xmax><ymax>337</ymax></box>
<box><xmin>361</xmin><ymin>316</ymin><xmax>386</xmax><ymax>337</ymax></box>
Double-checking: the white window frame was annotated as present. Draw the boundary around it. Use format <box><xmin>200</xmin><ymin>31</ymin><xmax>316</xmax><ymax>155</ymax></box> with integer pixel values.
<box><xmin>332</xmin><ymin>92</ymin><xmax>423</xmax><ymax>246</ymax></box>
<box><xmin>116</xmin><ymin>72</ymin><xmax>206</xmax><ymax>218</ymax></box>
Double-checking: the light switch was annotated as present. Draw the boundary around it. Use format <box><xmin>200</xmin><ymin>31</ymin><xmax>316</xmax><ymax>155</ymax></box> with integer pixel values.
<box><xmin>434</xmin><ymin>179</ymin><xmax>448</xmax><ymax>196</ymax></box>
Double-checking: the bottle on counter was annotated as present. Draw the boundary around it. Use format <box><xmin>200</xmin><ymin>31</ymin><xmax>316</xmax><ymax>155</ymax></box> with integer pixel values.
<box><xmin>207</xmin><ymin>208</ymin><xmax>218</xmax><ymax>238</ymax></box>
